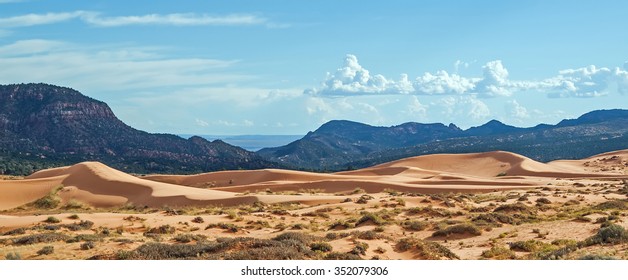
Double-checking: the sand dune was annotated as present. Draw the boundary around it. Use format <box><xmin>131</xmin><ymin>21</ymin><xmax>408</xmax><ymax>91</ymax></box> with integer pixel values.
<box><xmin>2</xmin><ymin>150</ymin><xmax>626</xmax><ymax>211</ymax></box>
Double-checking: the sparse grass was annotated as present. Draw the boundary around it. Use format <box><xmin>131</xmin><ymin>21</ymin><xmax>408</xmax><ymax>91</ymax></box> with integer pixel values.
<box><xmin>31</xmin><ymin>186</ymin><xmax>63</xmax><ymax>209</ymax></box>
<box><xmin>395</xmin><ymin>237</ymin><xmax>459</xmax><ymax>260</ymax></box>
<box><xmin>205</xmin><ymin>223</ymin><xmax>240</xmax><ymax>233</ymax></box>
<box><xmin>173</xmin><ymin>234</ymin><xmax>208</xmax><ymax>243</ymax></box>
<box><xmin>432</xmin><ymin>224</ymin><xmax>482</xmax><ymax>238</ymax></box>
<box><xmin>481</xmin><ymin>245</ymin><xmax>516</xmax><ymax>259</ymax></box>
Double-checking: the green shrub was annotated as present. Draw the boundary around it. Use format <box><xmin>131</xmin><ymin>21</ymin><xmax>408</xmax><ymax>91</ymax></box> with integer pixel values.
<box><xmin>67</xmin><ymin>214</ymin><xmax>80</xmax><ymax>220</ymax></box>
<box><xmin>481</xmin><ymin>245</ymin><xmax>516</xmax><ymax>259</ymax></box>
<box><xmin>324</xmin><ymin>252</ymin><xmax>362</xmax><ymax>260</ymax></box>
<box><xmin>593</xmin><ymin>200</ymin><xmax>628</xmax><ymax>210</ymax></box>
<box><xmin>44</xmin><ymin>216</ymin><xmax>61</xmax><ymax>224</ymax></box>
<box><xmin>350</xmin><ymin>242</ymin><xmax>369</xmax><ymax>255</ymax></box>
<box><xmin>191</xmin><ymin>216</ymin><xmax>204</xmax><ymax>223</ymax></box>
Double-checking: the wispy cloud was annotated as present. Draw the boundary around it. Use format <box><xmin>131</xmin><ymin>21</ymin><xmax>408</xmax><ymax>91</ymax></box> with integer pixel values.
<box><xmin>307</xmin><ymin>54</ymin><xmax>628</xmax><ymax>98</ymax></box>
<box><xmin>0</xmin><ymin>11</ymin><xmax>269</xmax><ymax>28</ymax></box>
<box><xmin>0</xmin><ymin>39</ymin><xmax>248</xmax><ymax>91</ymax></box>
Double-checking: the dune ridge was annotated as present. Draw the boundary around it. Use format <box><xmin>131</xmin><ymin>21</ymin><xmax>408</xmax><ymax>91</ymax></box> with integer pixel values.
<box><xmin>1</xmin><ymin>150</ymin><xmax>626</xmax><ymax>211</ymax></box>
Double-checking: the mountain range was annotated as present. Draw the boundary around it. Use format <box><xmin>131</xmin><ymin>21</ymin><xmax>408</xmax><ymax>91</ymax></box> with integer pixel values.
<box><xmin>258</xmin><ymin>110</ymin><xmax>628</xmax><ymax>170</ymax></box>
<box><xmin>1</xmin><ymin>83</ymin><xmax>626</xmax><ymax>175</ymax></box>
<box><xmin>0</xmin><ymin>83</ymin><xmax>277</xmax><ymax>175</ymax></box>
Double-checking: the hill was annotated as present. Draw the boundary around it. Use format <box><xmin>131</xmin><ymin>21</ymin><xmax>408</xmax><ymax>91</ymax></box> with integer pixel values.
<box><xmin>257</xmin><ymin>109</ymin><xmax>628</xmax><ymax>170</ymax></box>
<box><xmin>0</xmin><ymin>83</ymin><xmax>277</xmax><ymax>175</ymax></box>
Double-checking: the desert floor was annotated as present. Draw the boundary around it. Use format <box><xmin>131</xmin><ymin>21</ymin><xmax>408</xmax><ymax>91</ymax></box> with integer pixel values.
<box><xmin>1</xmin><ymin>150</ymin><xmax>627</xmax><ymax>260</ymax></box>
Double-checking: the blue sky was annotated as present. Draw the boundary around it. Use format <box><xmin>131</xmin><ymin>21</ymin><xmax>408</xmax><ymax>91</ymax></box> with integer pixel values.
<box><xmin>1</xmin><ymin>0</ymin><xmax>627</xmax><ymax>135</ymax></box>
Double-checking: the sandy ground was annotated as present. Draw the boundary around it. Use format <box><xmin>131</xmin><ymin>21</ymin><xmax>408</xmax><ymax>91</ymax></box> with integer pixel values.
<box><xmin>0</xmin><ymin>149</ymin><xmax>627</xmax><ymax>260</ymax></box>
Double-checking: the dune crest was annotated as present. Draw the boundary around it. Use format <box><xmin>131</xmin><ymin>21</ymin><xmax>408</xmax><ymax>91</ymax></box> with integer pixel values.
<box><xmin>2</xmin><ymin>150</ymin><xmax>626</xmax><ymax>211</ymax></box>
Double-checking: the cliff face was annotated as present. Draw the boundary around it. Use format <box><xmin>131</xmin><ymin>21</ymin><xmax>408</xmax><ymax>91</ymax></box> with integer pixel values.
<box><xmin>0</xmin><ymin>83</ymin><xmax>276</xmax><ymax>175</ymax></box>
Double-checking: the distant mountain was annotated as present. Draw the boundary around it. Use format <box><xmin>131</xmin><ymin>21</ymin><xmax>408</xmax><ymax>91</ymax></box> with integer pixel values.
<box><xmin>178</xmin><ymin>134</ymin><xmax>302</xmax><ymax>151</ymax></box>
<box><xmin>257</xmin><ymin>109</ymin><xmax>628</xmax><ymax>170</ymax></box>
<box><xmin>0</xmin><ymin>83</ymin><xmax>277</xmax><ymax>175</ymax></box>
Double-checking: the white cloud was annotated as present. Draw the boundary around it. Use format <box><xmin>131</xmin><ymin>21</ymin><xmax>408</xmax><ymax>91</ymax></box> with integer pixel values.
<box><xmin>0</xmin><ymin>11</ymin><xmax>267</xmax><ymax>28</ymax></box>
<box><xmin>195</xmin><ymin>118</ymin><xmax>209</xmax><ymax>127</ymax></box>
<box><xmin>0</xmin><ymin>39</ymin><xmax>248</xmax><ymax>92</ymax></box>
<box><xmin>438</xmin><ymin>96</ymin><xmax>491</xmax><ymax>121</ymax></box>
<box><xmin>308</xmin><ymin>54</ymin><xmax>628</xmax><ymax>99</ymax></box>
<box><xmin>543</xmin><ymin>65</ymin><xmax>628</xmax><ymax>98</ymax></box>
<box><xmin>406</xmin><ymin>96</ymin><xmax>428</xmax><ymax>118</ymax></box>
<box><xmin>507</xmin><ymin>100</ymin><xmax>529</xmax><ymax>119</ymax></box>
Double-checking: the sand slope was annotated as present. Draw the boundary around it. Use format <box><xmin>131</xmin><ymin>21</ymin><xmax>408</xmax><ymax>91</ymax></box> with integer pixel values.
<box><xmin>2</xmin><ymin>150</ymin><xmax>626</xmax><ymax>211</ymax></box>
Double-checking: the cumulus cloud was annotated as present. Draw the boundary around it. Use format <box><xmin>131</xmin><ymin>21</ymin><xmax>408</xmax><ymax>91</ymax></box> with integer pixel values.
<box><xmin>438</xmin><ymin>96</ymin><xmax>490</xmax><ymax>121</ymax></box>
<box><xmin>307</xmin><ymin>54</ymin><xmax>628</xmax><ymax>98</ymax></box>
<box><xmin>507</xmin><ymin>100</ymin><xmax>529</xmax><ymax>119</ymax></box>
<box><xmin>0</xmin><ymin>11</ymin><xmax>267</xmax><ymax>28</ymax></box>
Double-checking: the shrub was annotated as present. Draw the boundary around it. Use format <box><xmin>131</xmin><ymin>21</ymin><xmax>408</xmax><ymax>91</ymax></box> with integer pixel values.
<box><xmin>356</xmin><ymin>194</ymin><xmax>374</xmax><ymax>204</ymax></box>
<box><xmin>64</xmin><ymin>220</ymin><xmax>94</xmax><ymax>231</ymax></box>
<box><xmin>593</xmin><ymin>200</ymin><xmax>628</xmax><ymax>210</ymax></box>
<box><xmin>310</xmin><ymin>242</ymin><xmax>333</xmax><ymax>252</ymax></box>
<box><xmin>535</xmin><ymin>198</ymin><xmax>552</xmax><ymax>205</ymax></box>
<box><xmin>356</xmin><ymin>212</ymin><xmax>386</xmax><ymax>226</ymax></box>
<box><xmin>395</xmin><ymin>237</ymin><xmax>459</xmax><ymax>260</ymax></box>
<box><xmin>584</xmin><ymin>224</ymin><xmax>628</xmax><ymax>245</ymax></box>
<box><xmin>12</xmin><ymin>233</ymin><xmax>69</xmax><ymax>245</ymax></box>
<box><xmin>324</xmin><ymin>252</ymin><xmax>362</xmax><ymax>260</ymax></box>
<box><xmin>432</xmin><ymin>224</ymin><xmax>482</xmax><ymax>237</ymax></box>
<box><xmin>481</xmin><ymin>245</ymin><xmax>516</xmax><ymax>259</ymax></box>
<box><xmin>578</xmin><ymin>254</ymin><xmax>617</xmax><ymax>260</ymax></box>
<box><xmin>145</xmin><ymin>224</ymin><xmax>176</xmax><ymax>235</ymax></box>
<box><xmin>355</xmin><ymin>230</ymin><xmax>381</xmax><ymax>240</ymax></box>
<box><xmin>350</xmin><ymin>242</ymin><xmax>369</xmax><ymax>255</ymax></box>
<box><xmin>2</xmin><ymin>228</ymin><xmax>26</xmax><ymax>236</ymax></box>
<box><xmin>205</xmin><ymin>223</ymin><xmax>240</xmax><ymax>233</ymax></box>
<box><xmin>401</xmin><ymin>220</ymin><xmax>428</xmax><ymax>231</ymax></box>
<box><xmin>44</xmin><ymin>216</ymin><xmax>61</xmax><ymax>224</ymax></box>
<box><xmin>67</xmin><ymin>214</ymin><xmax>80</xmax><ymax>220</ymax></box>
<box><xmin>37</xmin><ymin>246</ymin><xmax>54</xmax><ymax>255</ymax></box>
<box><xmin>173</xmin><ymin>234</ymin><xmax>207</xmax><ymax>243</ymax></box>
<box><xmin>5</xmin><ymin>252</ymin><xmax>21</xmax><ymax>260</ymax></box>
<box><xmin>509</xmin><ymin>240</ymin><xmax>549</xmax><ymax>252</ymax></box>
<box><xmin>33</xmin><ymin>191</ymin><xmax>61</xmax><ymax>209</ymax></box>
<box><xmin>66</xmin><ymin>234</ymin><xmax>102</xmax><ymax>243</ymax></box>
<box><xmin>81</xmin><ymin>241</ymin><xmax>95</xmax><ymax>250</ymax></box>
<box><xmin>493</xmin><ymin>203</ymin><xmax>534</xmax><ymax>214</ymax></box>
<box><xmin>191</xmin><ymin>216</ymin><xmax>204</xmax><ymax>223</ymax></box>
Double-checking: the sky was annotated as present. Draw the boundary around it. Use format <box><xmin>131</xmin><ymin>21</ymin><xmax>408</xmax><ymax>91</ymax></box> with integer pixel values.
<box><xmin>0</xmin><ymin>0</ymin><xmax>627</xmax><ymax>135</ymax></box>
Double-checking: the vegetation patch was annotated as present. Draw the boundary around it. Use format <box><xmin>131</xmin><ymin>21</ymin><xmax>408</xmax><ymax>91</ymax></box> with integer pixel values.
<box><xmin>12</xmin><ymin>233</ymin><xmax>69</xmax><ymax>245</ymax></box>
<box><xmin>395</xmin><ymin>237</ymin><xmax>459</xmax><ymax>260</ymax></box>
<box><xmin>481</xmin><ymin>245</ymin><xmax>516</xmax><ymax>259</ymax></box>
<box><xmin>432</xmin><ymin>224</ymin><xmax>482</xmax><ymax>238</ymax></box>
